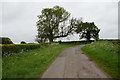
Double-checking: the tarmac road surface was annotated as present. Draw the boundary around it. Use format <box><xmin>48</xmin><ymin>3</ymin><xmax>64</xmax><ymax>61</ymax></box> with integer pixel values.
<box><xmin>41</xmin><ymin>45</ymin><xmax>111</xmax><ymax>78</ymax></box>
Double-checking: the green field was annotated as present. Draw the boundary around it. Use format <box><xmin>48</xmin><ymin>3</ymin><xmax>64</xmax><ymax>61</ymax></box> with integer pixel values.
<box><xmin>2</xmin><ymin>43</ymin><xmax>77</xmax><ymax>78</ymax></box>
<box><xmin>81</xmin><ymin>41</ymin><xmax>119</xmax><ymax>79</ymax></box>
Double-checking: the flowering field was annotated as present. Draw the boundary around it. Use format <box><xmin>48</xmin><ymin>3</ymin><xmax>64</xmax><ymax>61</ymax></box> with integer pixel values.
<box><xmin>81</xmin><ymin>41</ymin><xmax>119</xmax><ymax>79</ymax></box>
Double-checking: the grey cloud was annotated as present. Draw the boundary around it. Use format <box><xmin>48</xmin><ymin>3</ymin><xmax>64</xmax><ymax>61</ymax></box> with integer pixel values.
<box><xmin>2</xmin><ymin>2</ymin><xmax>118</xmax><ymax>43</ymax></box>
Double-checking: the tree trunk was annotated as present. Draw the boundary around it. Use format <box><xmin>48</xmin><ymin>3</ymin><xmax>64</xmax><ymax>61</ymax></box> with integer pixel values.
<box><xmin>49</xmin><ymin>30</ymin><xmax>54</xmax><ymax>42</ymax></box>
<box><xmin>87</xmin><ymin>31</ymin><xmax>91</xmax><ymax>43</ymax></box>
<box><xmin>49</xmin><ymin>38</ymin><xmax>53</xmax><ymax>42</ymax></box>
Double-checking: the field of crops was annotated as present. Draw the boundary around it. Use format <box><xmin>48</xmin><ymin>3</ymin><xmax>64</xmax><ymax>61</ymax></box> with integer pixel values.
<box><xmin>81</xmin><ymin>41</ymin><xmax>119</xmax><ymax>79</ymax></box>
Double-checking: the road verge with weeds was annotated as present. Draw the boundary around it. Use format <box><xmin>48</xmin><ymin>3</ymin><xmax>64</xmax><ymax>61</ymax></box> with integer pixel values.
<box><xmin>81</xmin><ymin>41</ymin><xmax>119</xmax><ymax>79</ymax></box>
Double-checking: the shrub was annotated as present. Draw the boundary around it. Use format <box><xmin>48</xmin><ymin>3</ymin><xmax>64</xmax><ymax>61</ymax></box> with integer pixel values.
<box><xmin>2</xmin><ymin>43</ymin><xmax>50</xmax><ymax>56</ymax></box>
<box><xmin>0</xmin><ymin>37</ymin><xmax>13</xmax><ymax>44</ymax></box>
<box><xmin>21</xmin><ymin>41</ymin><xmax>27</xmax><ymax>44</ymax></box>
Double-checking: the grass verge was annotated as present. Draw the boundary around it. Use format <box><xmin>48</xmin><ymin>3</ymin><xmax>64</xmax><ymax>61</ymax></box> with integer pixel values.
<box><xmin>81</xmin><ymin>41</ymin><xmax>119</xmax><ymax>79</ymax></box>
<box><xmin>3</xmin><ymin>43</ymin><xmax>78</xmax><ymax>79</ymax></box>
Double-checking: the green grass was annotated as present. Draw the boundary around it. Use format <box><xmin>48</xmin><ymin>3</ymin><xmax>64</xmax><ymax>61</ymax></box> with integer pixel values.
<box><xmin>0</xmin><ymin>58</ymin><xmax>2</xmax><ymax>80</ymax></box>
<box><xmin>81</xmin><ymin>41</ymin><xmax>119</xmax><ymax>79</ymax></box>
<box><xmin>3</xmin><ymin>43</ymin><xmax>78</xmax><ymax>78</ymax></box>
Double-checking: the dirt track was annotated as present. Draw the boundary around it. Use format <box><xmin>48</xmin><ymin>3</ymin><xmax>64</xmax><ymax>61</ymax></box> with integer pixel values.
<box><xmin>41</xmin><ymin>45</ymin><xmax>111</xmax><ymax>78</ymax></box>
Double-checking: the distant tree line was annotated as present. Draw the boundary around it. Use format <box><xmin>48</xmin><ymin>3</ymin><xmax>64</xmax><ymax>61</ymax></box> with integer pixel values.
<box><xmin>0</xmin><ymin>37</ymin><xmax>28</xmax><ymax>44</ymax></box>
<box><xmin>36</xmin><ymin>5</ymin><xmax>100</xmax><ymax>43</ymax></box>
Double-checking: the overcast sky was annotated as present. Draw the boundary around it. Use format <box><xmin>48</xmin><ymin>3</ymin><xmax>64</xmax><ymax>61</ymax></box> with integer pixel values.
<box><xmin>1</xmin><ymin>2</ymin><xmax>118</xmax><ymax>43</ymax></box>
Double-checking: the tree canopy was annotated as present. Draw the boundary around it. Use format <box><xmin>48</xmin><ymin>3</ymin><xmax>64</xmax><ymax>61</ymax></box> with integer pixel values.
<box><xmin>36</xmin><ymin>5</ymin><xmax>76</xmax><ymax>43</ymax></box>
<box><xmin>20</xmin><ymin>41</ymin><xmax>27</xmax><ymax>44</ymax></box>
<box><xmin>0</xmin><ymin>37</ymin><xmax>13</xmax><ymax>44</ymax></box>
<box><xmin>75</xmin><ymin>22</ymin><xmax>100</xmax><ymax>42</ymax></box>
<box><xmin>36</xmin><ymin>5</ymin><xmax>100</xmax><ymax>43</ymax></box>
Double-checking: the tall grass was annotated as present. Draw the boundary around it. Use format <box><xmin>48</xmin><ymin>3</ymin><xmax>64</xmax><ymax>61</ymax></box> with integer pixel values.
<box><xmin>81</xmin><ymin>41</ymin><xmax>119</xmax><ymax>79</ymax></box>
<box><xmin>2</xmin><ymin>43</ymin><xmax>77</xmax><ymax>79</ymax></box>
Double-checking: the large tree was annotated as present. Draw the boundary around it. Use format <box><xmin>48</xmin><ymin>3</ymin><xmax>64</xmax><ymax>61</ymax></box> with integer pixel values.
<box><xmin>36</xmin><ymin>6</ymin><xmax>76</xmax><ymax>43</ymax></box>
<box><xmin>75</xmin><ymin>22</ymin><xmax>100</xmax><ymax>42</ymax></box>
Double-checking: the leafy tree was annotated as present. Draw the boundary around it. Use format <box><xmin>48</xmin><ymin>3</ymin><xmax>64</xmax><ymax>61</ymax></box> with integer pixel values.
<box><xmin>36</xmin><ymin>5</ymin><xmax>76</xmax><ymax>43</ymax></box>
<box><xmin>20</xmin><ymin>41</ymin><xmax>26</xmax><ymax>44</ymax></box>
<box><xmin>0</xmin><ymin>37</ymin><xmax>13</xmax><ymax>44</ymax></box>
<box><xmin>75</xmin><ymin>22</ymin><xmax>100</xmax><ymax>42</ymax></box>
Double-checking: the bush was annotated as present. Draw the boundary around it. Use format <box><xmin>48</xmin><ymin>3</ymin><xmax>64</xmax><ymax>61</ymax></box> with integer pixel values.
<box><xmin>21</xmin><ymin>41</ymin><xmax>27</xmax><ymax>44</ymax></box>
<box><xmin>2</xmin><ymin>43</ymin><xmax>50</xmax><ymax>56</ymax></box>
<box><xmin>0</xmin><ymin>37</ymin><xmax>13</xmax><ymax>44</ymax></box>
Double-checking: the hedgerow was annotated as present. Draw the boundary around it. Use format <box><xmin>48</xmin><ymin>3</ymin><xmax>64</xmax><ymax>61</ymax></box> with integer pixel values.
<box><xmin>1</xmin><ymin>43</ymin><xmax>50</xmax><ymax>56</ymax></box>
